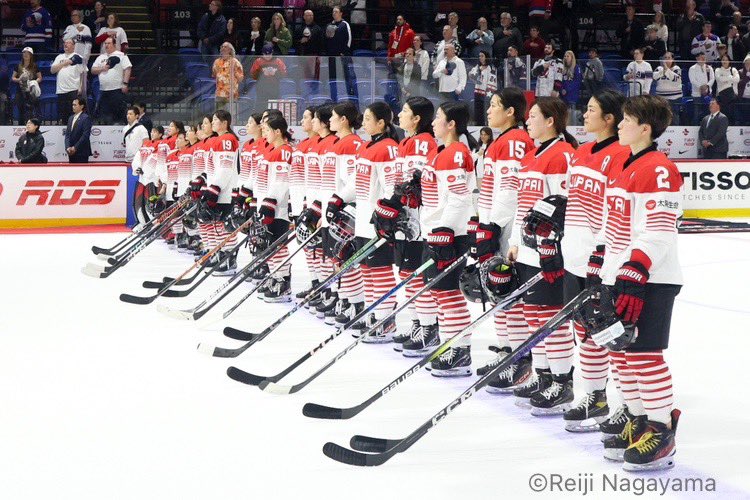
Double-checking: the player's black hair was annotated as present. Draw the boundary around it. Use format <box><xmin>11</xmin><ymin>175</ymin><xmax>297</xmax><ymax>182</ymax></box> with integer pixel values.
<box><xmin>533</xmin><ymin>96</ymin><xmax>578</xmax><ymax>147</ymax></box>
<box><xmin>266</xmin><ymin>114</ymin><xmax>292</xmax><ymax>142</ymax></box>
<box><xmin>592</xmin><ymin>88</ymin><xmax>626</xmax><ymax>136</ymax></box>
<box><xmin>366</xmin><ymin>101</ymin><xmax>399</xmax><ymax>141</ymax></box>
<box><xmin>332</xmin><ymin>101</ymin><xmax>363</xmax><ymax>130</ymax></box>
<box><xmin>494</xmin><ymin>86</ymin><xmax>527</xmax><ymax>128</ymax></box>
<box><xmin>439</xmin><ymin>101</ymin><xmax>478</xmax><ymax>150</ymax></box>
<box><xmin>622</xmin><ymin>95</ymin><xmax>672</xmax><ymax>140</ymax></box>
<box><xmin>315</xmin><ymin>104</ymin><xmax>334</xmax><ymax>132</ymax></box>
<box><xmin>213</xmin><ymin>109</ymin><xmax>239</xmax><ymax>140</ymax></box>
<box><xmin>404</xmin><ymin>96</ymin><xmax>434</xmax><ymax>136</ymax></box>
<box><xmin>152</xmin><ymin>125</ymin><xmax>164</xmax><ymax>138</ymax></box>
<box><xmin>170</xmin><ymin>120</ymin><xmax>185</xmax><ymax>136</ymax></box>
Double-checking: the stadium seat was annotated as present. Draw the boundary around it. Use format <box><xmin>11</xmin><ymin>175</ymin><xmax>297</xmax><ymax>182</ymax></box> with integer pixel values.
<box><xmin>337</xmin><ymin>95</ymin><xmax>359</xmax><ymax>108</ymax></box>
<box><xmin>185</xmin><ymin>62</ymin><xmax>210</xmax><ymax>81</ymax></box>
<box><xmin>37</xmin><ymin>61</ymin><xmax>52</xmax><ymax>76</ymax></box>
<box><xmin>308</xmin><ymin>95</ymin><xmax>333</xmax><ymax>107</ymax></box>
<box><xmin>353</xmin><ymin>49</ymin><xmax>374</xmax><ymax>57</ymax></box>
<box><xmin>280</xmin><ymin>78</ymin><xmax>298</xmax><ymax>96</ymax></box>
<box><xmin>41</xmin><ymin>77</ymin><xmax>56</xmax><ymax>96</ymax></box>
<box><xmin>329</xmin><ymin>79</ymin><xmax>347</xmax><ymax>97</ymax></box>
<box><xmin>193</xmin><ymin>77</ymin><xmax>216</xmax><ymax>96</ymax></box>
<box><xmin>356</xmin><ymin>80</ymin><xmax>373</xmax><ymax>101</ymax></box>
<box><xmin>237</xmin><ymin>96</ymin><xmax>256</xmax><ymax>121</ymax></box>
<box><xmin>178</xmin><ymin>47</ymin><xmax>201</xmax><ymax>55</ymax></box>
<box><xmin>377</xmin><ymin>79</ymin><xmax>398</xmax><ymax>98</ymax></box>
<box><xmin>301</xmin><ymin>79</ymin><xmax>320</xmax><ymax>96</ymax></box>
<box><xmin>39</xmin><ymin>95</ymin><xmax>57</xmax><ymax>121</ymax></box>
<box><xmin>197</xmin><ymin>94</ymin><xmax>215</xmax><ymax>115</ymax></box>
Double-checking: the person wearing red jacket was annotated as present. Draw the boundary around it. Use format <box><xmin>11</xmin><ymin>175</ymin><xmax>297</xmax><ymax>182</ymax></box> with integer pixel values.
<box><xmin>387</xmin><ymin>15</ymin><xmax>415</xmax><ymax>59</ymax></box>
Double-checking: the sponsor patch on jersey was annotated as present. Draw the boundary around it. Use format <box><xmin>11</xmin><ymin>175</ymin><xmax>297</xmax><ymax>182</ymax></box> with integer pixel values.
<box><xmin>500</xmin><ymin>166</ymin><xmax>509</xmax><ymax>174</ymax></box>
<box><xmin>447</xmin><ymin>175</ymin><xmax>456</xmax><ymax>183</ymax></box>
<box><xmin>384</xmin><ymin>166</ymin><xmax>392</xmax><ymax>173</ymax></box>
<box><xmin>645</xmin><ymin>199</ymin><xmax>657</xmax><ymax>210</ymax></box>
<box><xmin>276</xmin><ymin>165</ymin><xmax>284</xmax><ymax>171</ymax></box>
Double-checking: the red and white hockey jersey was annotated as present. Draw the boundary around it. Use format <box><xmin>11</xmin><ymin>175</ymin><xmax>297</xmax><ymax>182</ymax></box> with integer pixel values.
<box><xmin>338</xmin><ymin>136</ymin><xmax>399</xmax><ymax>238</ymax></box>
<box><xmin>320</xmin><ymin>133</ymin><xmax>362</xmax><ymax>227</ymax></box>
<box><xmin>290</xmin><ymin>136</ymin><xmax>316</xmax><ymax>216</ymax></box>
<box><xmin>509</xmin><ymin>137</ymin><xmax>575</xmax><ymax>267</ymax></box>
<box><xmin>132</xmin><ymin>139</ymin><xmax>158</xmax><ymax>186</ymax></box>
<box><xmin>192</xmin><ymin>137</ymin><xmax>212</xmax><ymax>179</ymax></box>
<box><xmin>562</xmin><ymin>137</ymin><xmax>630</xmax><ymax>277</ymax></box>
<box><xmin>303</xmin><ymin>135</ymin><xmax>325</xmax><ymax>204</ymax></box>
<box><xmin>176</xmin><ymin>144</ymin><xmax>194</xmax><ymax>197</ymax></box>
<box><xmin>478</xmin><ymin>127</ymin><xmax>535</xmax><ymax>227</ymax></box>
<box><xmin>164</xmin><ymin>149</ymin><xmax>180</xmax><ymax>202</ymax></box>
<box><xmin>256</xmin><ymin>143</ymin><xmax>292</xmax><ymax>221</ymax></box>
<box><xmin>420</xmin><ymin>141</ymin><xmax>476</xmax><ymax>236</ymax></box>
<box><xmin>599</xmin><ymin>146</ymin><xmax>683</xmax><ymax>286</ymax></box>
<box><xmin>205</xmin><ymin>133</ymin><xmax>239</xmax><ymax>204</ymax></box>
<box><xmin>396</xmin><ymin>132</ymin><xmax>438</xmax><ymax>181</ymax></box>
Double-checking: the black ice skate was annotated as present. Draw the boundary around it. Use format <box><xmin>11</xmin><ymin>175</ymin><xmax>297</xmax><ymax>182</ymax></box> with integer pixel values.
<box><xmin>325</xmin><ymin>298</ymin><xmax>348</xmax><ymax>325</ymax></box>
<box><xmin>564</xmin><ymin>389</ymin><xmax>609</xmax><ymax>432</ymax></box>
<box><xmin>176</xmin><ymin>233</ymin><xmax>190</xmax><ymax>252</ymax></box>
<box><xmin>308</xmin><ymin>288</ymin><xmax>329</xmax><ymax>313</ymax></box>
<box><xmin>486</xmin><ymin>354</ymin><xmax>532</xmax><ymax>394</ymax></box>
<box><xmin>213</xmin><ymin>251</ymin><xmax>237</xmax><ymax>277</ymax></box>
<box><xmin>188</xmin><ymin>235</ymin><xmax>202</xmax><ymax>255</ymax></box>
<box><xmin>623</xmin><ymin>409</ymin><xmax>680</xmax><ymax>472</ymax></box>
<box><xmin>295</xmin><ymin>280</ymin><xmax>320</xmax><ymax>304</ymax></box>
<box><xmin>477</xmin><ymin>345</ymin><xmax>511</xmax><ymax>376</ymax></box>
<box><xmin>603</xmin><ymin>414</ymin><xmax>648</xmax><ymax>462</ymax></box>
<box><xmin>530</xmin><ymin>368</ymin><xmax>574</xmax><ymax>416</ymax></box>
<box><xmin>248</xmin><ymin>264</ymin><xmax>269</xmax><ymax>284</ymax></box>
<box><xmin>599</xmin><ymin>405</ymin><xmax>635</xmax><ymax>442</ymax></box>
<box><xmin>349</xmin><ymin>312</ymin><xmax>375</xmax><ymax>338</ymax></box>
<box><xmin>315</xmin><ymin>291</ymin><xmax>338</xmax><ymax>319</ymax></box>
<box><xmin>430</xmin><ymin>346</ymin><xmax>472</xmax><ymax>377</ymax></box>
<box><xmin>263</xmin><ymin>276</ymin><xmax>292</xmax><ymax>303</ymax></box>
<box><xmin>401</xmin><ymin>323</ymin><xmax>439</xmax><ymax>357</ymax></box>
<box><xmin>362</xmin><ymin>317</ymin><xmax>396</xmax><ymax>344</ymax></box>
<box><xmin>335</xmin><ymin>300</ymin><xmax>364</xmax><ymax>328</ymax></box>
<box><xmin>514</xmin><ymin>368</ymin><xmax>552</xmax><ymax>408</ymax></box>
<box><xmin>392</xmin><ymin>320</ymin><xmax>420</xmax><ymax>352</ymax></box>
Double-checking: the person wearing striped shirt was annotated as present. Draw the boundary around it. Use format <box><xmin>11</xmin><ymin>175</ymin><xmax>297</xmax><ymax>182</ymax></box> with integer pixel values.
<box><xmin>652</xmin><ymin>52</ymin><xmax>684</xmax><ymax>125</ymax></box>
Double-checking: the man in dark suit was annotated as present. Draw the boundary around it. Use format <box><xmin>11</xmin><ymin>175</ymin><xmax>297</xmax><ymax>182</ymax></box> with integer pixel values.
<box><xmin>65</xmin><ymin>97</ymin><xmax>92</xmax><ymax>163</ymax></box>
<box><xmin>699</xmin><ymin>98</ymin><xmax>729</xmax><ymax>159</ymax></box>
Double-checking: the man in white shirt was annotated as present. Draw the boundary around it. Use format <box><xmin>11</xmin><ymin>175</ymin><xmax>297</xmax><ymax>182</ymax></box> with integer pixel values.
<box><xmin>433</xmin><ymin>25</ymin><xmax>462</xmax><ymax>67</ymax></box>
<box><xmin>62</xmin><ymin>10</ymin><xmax>92</xmax><ymax>64</ymax></box>
<box><xmin>531</xmin><ymin>43</ymin><xmax>563</xmax><ymax>97</ymax></box>
<box><xmin>432</xmin><ymin>43</ymin><xmax>466</xmax><ymax>101</ymax></box>
<box><xmin>91</xmin><ymin>37</ymin><xmax>132</xmax><ymax>125</ymax></box>
<box><xmin>689</xmin><ymin>53</ymin><xmax>715</xmax><ymax>124</ymax></box>
<box><xmin>624</xmin><ymin>48</ymin><xmax>653</xmax><ymax>96</ymax></box>
<box><xmin>51</xmin><ymin>39</ymin><xmax>86</xmax><ymax>125</ymax></box>
<box><xmin>122</xmin><ymin>105</ymin><xmax>149</xmax><ymax>163</ymax></box>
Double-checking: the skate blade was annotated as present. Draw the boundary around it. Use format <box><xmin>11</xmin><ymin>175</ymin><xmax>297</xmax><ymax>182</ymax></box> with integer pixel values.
<box><xmin>603</xmin><ymin>449</ymin><xmax>626</xmax><ymax>462</ymax></box>
<box><xmin>392</xmin><ymin>344</ymin><xmax>404</xmax><ymax>352</ymax></box>
<box><xmin>514</xmin><ymin>397</ymin><xmax>532</xmax><ymax>409</ymax></box>
<box><xmin>564</xmin><ymin>416</ymin><xmax>608</xmax><ymax>433</ymax></box>
<box><xmin>622</xmin><ymin>452</ymin><xmax>676</xmax><ymax>472</ymax></box>
<box><xmin>430</xmin><ymin>367</ymin><xmax>472</xmax><ymax>378</ymax></box>
<box><xmin>360</xmin><ymin>336</ymin><xmax>394</xmax><ymax>345</ymax></box>
<box><xmin>485</xmin><ymin>385</ymin><xmax>516</xmax><ymax>394</ymax></box>
<box><xmin>530</xmin><ymin>403</ymin><xmax>571</xmax><ymax>416</ymax></box>
<box><xmin>263</xmin><ymin>295</ymin><xmax>292</xmax><ymax>304</ymax></box>
<box><xmin>401</xmin><ymin>348</ymin><xmax>433</xmax><ymax>358</ymax></box>
<box><xmin>601</xmin><ymin>432</ymin><xmax>618</xmax><ymax>443</ymax></box>
<box><xmin>323</xmin><ymin>318</ymin><xmax>336</xmax><ymax>325</ymax></box>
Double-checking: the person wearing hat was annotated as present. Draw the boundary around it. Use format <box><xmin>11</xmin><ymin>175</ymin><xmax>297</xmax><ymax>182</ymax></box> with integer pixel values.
<box><xmin>249</xmin><ymin>42</ymin><xmax>287</xmax><ymax>110</ymax></box>
<box><xmin>11</xmin><ymin>47</ymin><xmax>42</xmax><ymax>125</ymax></box>
<box><xmin>51</xmin><ymin>39</ymin><xmax>86</xmax><ymax>125</ymax></box>
<box><xmin>211</xmin><ymin>41</ymin><xmax>243</xmax><ymax>113</ymax></box>
<box><xmin>91</xmin><ymin>37</ymin><xmax>132</xmax><ymax>125</ymax></box>
<box><xmin>15</xmin><ymin>118</ymin><xmax>47</xmax><ymax>164</ymax></box>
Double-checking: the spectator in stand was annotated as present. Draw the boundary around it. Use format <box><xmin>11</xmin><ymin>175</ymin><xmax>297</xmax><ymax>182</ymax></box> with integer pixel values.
<box><xmin>91</xmin><ymin>37</ymin><xmax>131</xmax><ymax>125</ymax></box>
<box><xmin>503</xmin><ymin>45</ymin><xmax>527</xmax><ymax>89</ymax></box>
<box><xmin>624</xmin><ymin>48</ymin><xmax>653</xmax><ymax>96</ymax></box>
<box><xmin>212</xmin><ymin>42</ymin><xmax>244</xmax><ymax>112</ymax></box>
<box><xmin>582</xmin><ymin>47</ymin><xmax>604</xmax><ymax>97</ymax></box>
<box><xmin>283</xmin><ymin>0</ymin><xmax>306</xmax><ymax>28</ymax></box>
<box><xmin>653</xmin><ymin>11</ymin><xmax>669</xmax><ymax>43</ymax></box>
<box><xmin>349</xmin><ymin>0</ymin><xmax>367</xmax><ymax>50</ymax></box>
<box><xmin>434</xmin><ymin>25</ymin><xmax>462</xmax><ymax>67</ymax></box>
<box><xmin>96</xmin><ymin>13</ymin><xmax>128</xmax><ymax>53</ymax></box>
<box><xmin>51</xmin><ymin>39</ymin><xmax>86</xmax><ymax>125</ymax></box>
<box><xmin>715</xmin><ymin>0</ymin><xmax>738</xmax><ymax>37</ymax></box>
<box><xmin>123</xmin><ymin>106</ymin><xmax>148</xmax><ymax>163</ymax></box>
<box><xmin>689</xmin><ymin>53</ymin><xmax>715</xmax><ymax>124</ymax></box>
<box><xmin>20</xmin><ymin>0</ymin><xmax>53</xmax><ymax>54</ymax></box>
<box><xmin>395</xmin><ymin>47</ymin><xmax>423</xmax><ymax>101</ymax></box>
<box><xmin>561</xmin><ymin>50</ymin><xmax>582</xmax><ymax>123</ymax></box>
<box><xmin>265</xmin><ymin>12</ymin><xmax>293</xmax><ymax>55</ymax></box>
<box><xmin>63</xmin><ymin>10</ymin><xmax>92</xmax><ymax>65</ymax></box>
<box><xmin>653</xmin><ymin>52</ymin><xmax>684</xmax><ymax>125</ymax></box>
<box><xmin>523</xmin><ymin>26</ymin><xmax>546</xmax><ymax>61</ymax></box>
<box><xmin>715</xmin><ymin>54</ymin><xmax>740</xmax><ymax>123</ymax></box>
<box><xmin>474</xmin><ymin>126</ymin><xmax>492</xmax><ymax>159</ymax></box>
<box><xmin>466</xmin><ymin>17</ymin><xmax>494</xmax><ymax>59</ymax></box>
<box><xmin>468</xmin><ymin>50</ymin><xmax>496</xmax><ymax>125</ymax></box>
<box><xmin>432</xmin><ymin>43</ymin><xmax>466</xmax><ymax>101</ymax></box>
<box><xmin>325</xmin><ymin>6</ymin><xmax>357</xmax><ymax>100</ymax></box>
<box><xmin>528</xmin><ymin>0</ymin><xmax>552</xmax><ymax>28</ymax></box>
<box><xmin>677</xmin><ymin>1</ymin><xmax>705</xmax><ymax>60</ymax></box>
<box><xmin>412</xmin><ymin>36</ymin><xmax>431</xmax><ymax>82</ymax></box>
<box><xmin>643</xmin><ymin>25</ymin><xmax>667</xmax><ymax>62</ymax></box>
<box><xmin>197</xmin><ymin>0</ymin><xmax>227</xmax><ymax>58</ymax></box>
<box><xmin>699</xmin><ymin>98</ymin><xmax>729</xmax><ymax>158</ymax></box>
<box><xmin>250</xmin><ymin>43</ymin><xmax>288</xmax><ymax>110</ymax></box>
<box><xmin>65</xmin><ymin>97</ymin><xmax>92</xmax><ymax>163</ymax></box>
<box><xmin>492</xmin><ymin>12</ymin><xmax>523</xmax><ymax>66</ymax></box>
<box><xmin>733</xmin><ymin>11</ymin><xmax>746</xmax><ymax>36</ymax></box>
<box><xmin>723</xmin><ymin>24</ymin><xmax>747</xmax><ymax>61</ymax></box>
<box><xmin>0</xmin><ymin>58</ymin><xmax>9</xmax><ymax>126</ymax></box>
<box><xmin>446</xmin><ymin>12</ymin><xmax>465</xmax><ymax>47</ymax></box>
<box><xmin>15</xmin><ymin>118</ymin><xmax>46</xmax><ymax>164</ymax></box>
<box><xmin>387</xmin><ymin>15</ymin><xmax>415</xmax><ymax>59</ymax></box>
<box><xmin>86</xmin><ymin>1</ymin><xmax>108</xmax><ymax>37</ymax></box>
<box><xmin>616</xmin><ymin>5</ymin><xmax>645</xmax><ymax>59</ymax></box>
<box><xmin>531</xmin><ymin>42</ymin><xmax>562</xmax><ymax>97</ymax></box>
<box><xmin>11</xmin><ymin>47</ymin><xmax>42</xmax><ymax>125</ymax></box>
<box><xmin>295</xmin><ymin>10</ymin><xmax>324</xmax><ymax>80</ymax></box>
<box><xmin>738</xmin><ymin>55</ymin><xmax>750</xmax><ymax>124</ymax></box>
<box><xmin>692</xmin><ymin>21</ymin><xmax>721</xmax><ymax>62</ymax></box>
<box><xmin>245</xmin><ymin>17</ymin><xmax>265</xmax><ymax>56</ymax></box>
<box><xmin>134</xmin><ymin>102</ymin><xmax>152</xmax><ymax>135</ymax></box>
<box><xmin>224</xmin><ymin>18</ymin><xmax>239</xmax><ymax>49</ymax></box>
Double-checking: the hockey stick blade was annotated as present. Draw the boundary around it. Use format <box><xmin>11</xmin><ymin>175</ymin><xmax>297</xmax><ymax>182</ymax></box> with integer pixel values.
<box><xmin>119</xmin><ymin>292</ymin><xmax>157</xmax><ymax>305</ymax></box>
<box><xmin>97</xmin><ymin>253</ymin><xmax>112</xmax><ymax>261</ymax></box>
<box><xmin>156</xmin><ymin>303</ymin><xmax>195</xmax><ymax>320</ymax></box>
<box><xmin>81</xmin><ymin>264</ymin><xmax>110</xmax><ymax>278</ymax></box>
<box><xmin>257</xmin><ymin>379</ymin><xmax>297</xmax><ymax>395</ymax></box>
<box><xmin>321</xmin><ymin>442</ymin><xmax>394</xmax><ymax>467</ymax></box>
<box><xmin>91</xmin><ymin>245</ymin><xmax>115</xmax><ymax>256</ymax></box>
<box><xmin>226</xmin><ymin>366</ymin><xmax>266</xmax><ymax>386</ymax></box>
<box><xmin>302</xmin><ymin>403</ymin><xmax>345</xmax><ymax>420</ymax></box>
<box><xmin>196</xmin><ymin>340</ymin><xmax>256</xmax><ymax>358</ymax></box>
<box><xmin>350</xmin><ymin>435</ymin><xmax>399</xmax><ymax>453</ymax></box>
<box><xmin>223</xmin><ymin>326</ymin><xmax>257</xmax><ymax>341</ymax></box>
<box><xmin>142</xmin><ymin>279</ymin><xmax>168</xmax><ymax>289</ymax></box>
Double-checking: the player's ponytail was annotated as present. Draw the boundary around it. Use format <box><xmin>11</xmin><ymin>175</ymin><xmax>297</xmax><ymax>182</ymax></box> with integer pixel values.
<box><xmin>405</xmin><ymin>96</ymin><xmax>435</xmax><ymax>136</ymax></box>
<box><xmin>592</xmin><ymin>88</ymin><xmax>626</xmax><ymax>137</ymax></box>
<box><xmin>439</xmin><ymin>101</ymin><xmax>478</xmax><ymax>150</ymax></box>
<box><xmin>494</xmin><ymin>87</ymin><xmax>527</xmax><ymax>128</ymax></box>
<box><xmin>333</xmin><ymin>101</ymin><xmax>363</xmax><ymax>130</ymax></box>
<box><xmin>213</xmin><ymin>109</ymin><xmax>239</xmax><ymax>141</ymax></box>
<box><xmin>266</xmin><ymin>114</ymin><xmax>292</xmax><ymax>142</ymax></box>
<box><xmin>533</xmin><ymin>96</ymin><xmax>578</xmax><ymax>148</ymax></box>
<box><xmin>366</xmin><ymin>101</ymin><xmax>399</xmax><ymax>141</ymax></box>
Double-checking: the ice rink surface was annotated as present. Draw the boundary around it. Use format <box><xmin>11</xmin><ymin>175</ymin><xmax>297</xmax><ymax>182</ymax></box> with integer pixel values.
<box><xmin>2</xmin><ymin>230</ymin><xmax>749</xmax><ymax>500</ymax></box>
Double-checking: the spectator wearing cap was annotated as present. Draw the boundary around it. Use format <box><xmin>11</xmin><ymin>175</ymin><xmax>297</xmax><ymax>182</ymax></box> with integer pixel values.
<box><xmin>492</xmin><ymin>12</ymin><xmax>523</xmax><ymax>66</ymax></box>
<box><xmin>51</xmin><ymin>39</ymin><xmax>86</xmax><ymax>125</ymax></box>
<box><xmin>11</xmin><ymin>47</ymin><xmax>42</xmax><ymax>125</ymax></box>
<box><xmin>265</xmin><ymin>12</ymin><xmax>293</xmax><ymax>55</ymax></box>
<box><xmin>91</xmin><ymin>37</ymin><xmax>132</xmax><ymax>125</ymax></box>
<box><xmin>95</xmin><ymin>13</ymin><xmax>128</xmax><ymax>53</ymax></box>
<box><xmin>65</xmin><ymin>97</ymin><xmax>92</xmax><ymax>163</ymax></box>
<box><xmin>197</xmin><ymin>0</ymin><xmax>227</xmax><ymax>58</ymax></box>
<box><xmin>466</xmin><ymin>17</ymin><xmax>493</xmax><ymax>59</ymax></box>
<box><xmin>250</xmin><ymin>43</ymin><xmax>288</xmax><ymax>110</ymax></box>
<box><xmin>20</xmin><ymin>0</ymin><xmax>53</xmax><ymax>54</ymax></box>
<box><xmin>63</xmin><ymin>10</ymin><xmax>93</xmax><ymax>65</ymax></box>
<box><xmin>432</xmin><ymin>43</ymin><xmax>466</xmax><ymax>102</ymax></box>
<box><xmin>212</xmin><ymin>42</ymin><xmax>243</xmax><ymax>112</ymax></box>
<box><xmin>15</xmin><ymin>118</ymin><xmax>46</xmax><ymax>163</ymax></box>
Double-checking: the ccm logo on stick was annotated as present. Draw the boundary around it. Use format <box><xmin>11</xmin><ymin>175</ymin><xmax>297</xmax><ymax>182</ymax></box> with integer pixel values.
<box><xmin>17</xmin><ymin>180</ymin><xmax>121</xmax><ymax>206</ymax></box>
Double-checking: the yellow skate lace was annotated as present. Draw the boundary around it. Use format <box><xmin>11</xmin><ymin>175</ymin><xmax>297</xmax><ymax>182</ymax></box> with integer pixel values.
<box><xmin>628</xmin><ymin>431</ymin><xmax>660</xmax><ymax>453</ymax></box>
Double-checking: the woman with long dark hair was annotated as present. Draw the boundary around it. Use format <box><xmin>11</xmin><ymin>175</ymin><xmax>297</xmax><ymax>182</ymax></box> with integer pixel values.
<box><xmin>189</xmin><ymin>115</ymin><xmax>219</xmax><ymax>257</ymax></box>
<box><xmin>11</xmin><ymin>48</ymin><xmax>42</xmax><ymax>125</ymax></box>
<box><xmin>507</xmin><ymin>96</ymin><xmax>577</xmax><ymax>414</ymax></box>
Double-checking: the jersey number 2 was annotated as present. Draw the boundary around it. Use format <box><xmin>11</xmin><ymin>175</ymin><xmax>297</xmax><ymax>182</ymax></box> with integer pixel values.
<box><xmin>655</xmin><ymin>166</ymin><xmax>670</xmax><ymax>189</ymax></box>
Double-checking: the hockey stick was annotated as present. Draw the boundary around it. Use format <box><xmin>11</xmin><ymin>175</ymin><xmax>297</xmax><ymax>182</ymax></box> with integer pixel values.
<box><xmin>119</xmin><ymin>218</ymin><xmax>254</xmax><ymax>305</ymax></box>
<box><xmin>81</xmin><ymin>203</ymin><xmax>196</xmax><ymax>279</ymax></box>
<box><xmin>226</xmin><ymin>259</ymin><xmax>436</xmax><ymax>386</ymax></box>
<box><xmin>221</xmin><ymin>227</ymin><xmax>324</xmax><ymax>320</ymax></box>
<box><xmin>256</xmin><ymin>252</ymin><xmax>472</xmax><ymax>395</ymax></box>
<box><xmin>302</xmin><ymin>273</ymin><xmax>543</xmax><ymax>418</ymax></box>
<box><xmin>156</xmin><ymin>228</ymin><xmax>296</xmax><ymax>321</ymax></box>
<box><xmin>321</xmin><ymin>285</ymin><xmax>596</xmax><ymax>466</ymax></box>
<box><xmin>197</xmin><ymin>237</ymin><xmax>385</xmax><ymax>359</ymax></box>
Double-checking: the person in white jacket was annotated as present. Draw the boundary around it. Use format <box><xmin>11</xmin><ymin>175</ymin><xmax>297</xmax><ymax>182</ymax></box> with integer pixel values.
<box><xmin>122</xmin><ymin>106</ymin><xmax>148</xmax><ymax>162</ymax></box>
<box><xmin>432</xmin><ymin>43</ymin><xmax>466</xmax><ymax>101</ymax></box>
<box><xmin>715</xmin><ymin>54</ymin><xmax>740</xmax><ymax>124</ymax></box>
<box><xmin>688</xmin><ymin>53</ymin><xmax>715</xmax><ymax>124</ymax></box>
<box><xmin>652</xmin><ymin>52</ymin><xmax>683</xmax><ymax>124</ymax></box>
<box><xmin>624</xmin><ymin>48</ymin><xmax>653</xmax><ymax>96</ymax></box>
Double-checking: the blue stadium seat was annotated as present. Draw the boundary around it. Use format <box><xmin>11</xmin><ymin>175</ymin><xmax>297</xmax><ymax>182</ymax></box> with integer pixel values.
<box><xmin>185</xmin><ymin>62</ymin><xmax>210</xmax><ymax>81</ymax></box>
<box><xmin>198</xmin><ymin>94</ymin><xmax>215</xmax><ymax>115</ymax></box>
<box><xmin>178</xmin><ymin>47</ymin><xmax>201</xmax><ymax>55</ymax></box>
<box><xmin>377</xmin><ymin>79</ymin><xmax>398</xmax><ymax>97</ymax></box>
<box><xmin>308</xmin><ymin>95</ymin><xmax>333</xmax><ymax>107</ymax></box>
<box><xmin>353</xmin><ymin>49</ymin><xmax>375</xmax><ymax>57</ymax></box>
<box><xmin>329</xmin><ymin>79</ymin><xmax>347</xmax><ymax>97</ymax></box>
<box><xmin>280</xmin><ymin>78</ymin><xmax>298</xmax><ymax>96</ymax></box>
<box><xmin>39</xmin><ymin>95</ymin><xmax>57</xmax><ymax>121</ymax></box>
<box><xmin>37</xmin><ymin>61</ymin><xmax>52</xmax><ymax>76</ymax></box>
<box><xmin>41</xmin><ymin>77</ymin><xmax>56</xmax><ymax>96</ymax></box>
<box><xmin>238</xmin><ymin>96</ymin><xmax>256</xmax><ymax>120</ymax></box>
<box><xmin>302</xmin><ymin>79</ymin><xmax>320</xmax><ymax>96</ymax></box>
<box><xmin>356</xmin><ymin>80</ymin><xmax>372</xmax><ymax>101</ymax></box>
<box><xmin>336</xmin><ymin>95</ymin><xmax>359</xmax><ymax>108</ymax></box>
<box><xmin>193</xmin><ymin>77</ymin><xmax>216</xmax><ymax>96</ymax></box>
